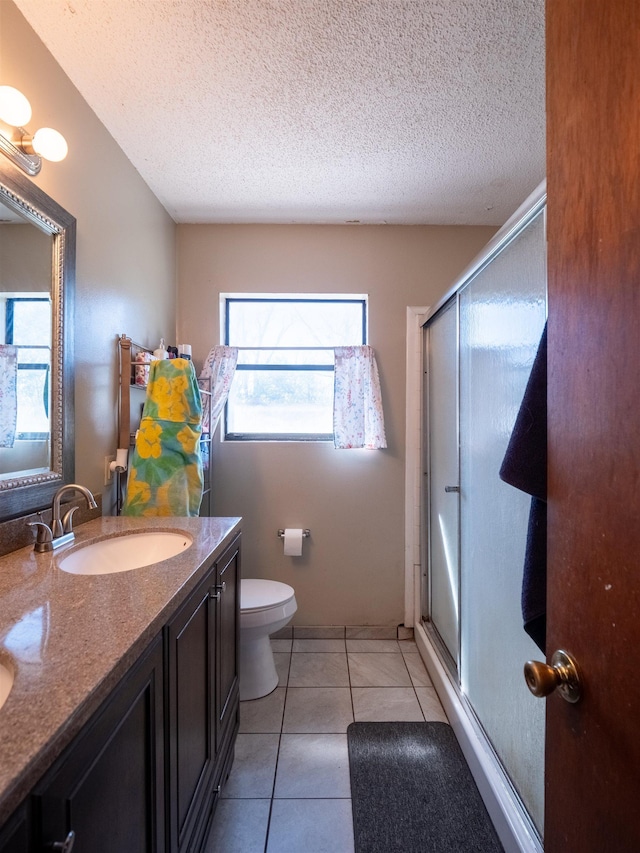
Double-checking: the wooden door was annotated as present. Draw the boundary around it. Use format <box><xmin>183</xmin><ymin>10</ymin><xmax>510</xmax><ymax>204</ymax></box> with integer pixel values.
<box><xmin>546</xmin><ymin>0</ymin><xmax>640</xmax><ymax>849</ymax></box>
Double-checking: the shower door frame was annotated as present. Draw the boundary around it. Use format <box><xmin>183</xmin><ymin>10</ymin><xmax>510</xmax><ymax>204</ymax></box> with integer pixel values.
<box><xmin>405</xmin><ymin>180</ymin><xmax>547</xmax><ymax>853</ymax></box>
<box><xmin>422</xmin><ymin>295</ymin><xmax>461</xmax><ymax>678</ymax></box>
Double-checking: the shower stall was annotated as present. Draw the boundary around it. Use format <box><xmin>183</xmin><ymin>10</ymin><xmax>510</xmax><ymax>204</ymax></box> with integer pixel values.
<box><xmin>417</xmin><ymin>182</ymin><xmax>547</xmax><ymax>852</ymax></box>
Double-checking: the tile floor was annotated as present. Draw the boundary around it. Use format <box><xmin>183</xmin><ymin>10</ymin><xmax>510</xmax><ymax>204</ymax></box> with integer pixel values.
<box><xmin>205</xmin><ymin>626</ymin><xmax>448</xmax><ymax>853</ymax></box>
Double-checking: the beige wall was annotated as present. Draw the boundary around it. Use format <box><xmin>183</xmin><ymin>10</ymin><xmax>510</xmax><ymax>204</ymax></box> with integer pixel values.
<box><xmin>177</xmin><ymin>224</ymin><xmax>495</xmax><ymax>625</ymax></box>
<box><xmin>0</xmin><ymin>223</ymin><xmax>51</xmax><ymax>291</ymax></box>
<box><xmin>1</xmin><ymin>2</ymin><xmax>176</xmax><ymax>513</ymax></box>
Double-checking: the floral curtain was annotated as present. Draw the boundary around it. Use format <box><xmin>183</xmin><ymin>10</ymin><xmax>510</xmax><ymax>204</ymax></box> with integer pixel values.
<box><xmin>0</xmin><ymin>345</ymin><xmax>17</xmax><ymax>448</ymax></box>
<box><xmin>333</xmin><ymin>345</ymin><xmax>387</xmax><ymax>449</ymax></box>
<box><xmin>199</xmin><ymin>345</ymin><xmax>238</xmax><ymax>433</ymax></box>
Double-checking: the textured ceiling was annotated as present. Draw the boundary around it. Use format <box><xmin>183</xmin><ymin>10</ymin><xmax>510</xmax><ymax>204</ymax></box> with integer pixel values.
<box><xmin>13</xmin><ymin>0</ymin><xmax>545</xmax><ymax>225</ymax></box>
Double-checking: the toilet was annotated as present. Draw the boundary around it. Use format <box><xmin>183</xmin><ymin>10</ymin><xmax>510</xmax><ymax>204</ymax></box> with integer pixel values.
<box><xmin>240</xmin><ymin>579</ymin><xmax>297</xmax><ymax>701</ymax></box>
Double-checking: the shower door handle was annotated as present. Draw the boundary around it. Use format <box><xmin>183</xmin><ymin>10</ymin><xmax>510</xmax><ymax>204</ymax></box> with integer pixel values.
<box><xmin>444</xmin><ymin>485</ymin><xmax>460</xmax><ymax>493</ymax></box>
<box><xmin>524</xmin><ymin>650</ymin><xmax>582</xmax><ymax>703</ymax></box>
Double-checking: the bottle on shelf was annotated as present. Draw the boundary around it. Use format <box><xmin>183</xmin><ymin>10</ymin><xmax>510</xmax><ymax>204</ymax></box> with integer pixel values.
<box><xmin>153</xmin><ymin>338</ymin><xmax>169</xmax><ymax>360</ymax></box>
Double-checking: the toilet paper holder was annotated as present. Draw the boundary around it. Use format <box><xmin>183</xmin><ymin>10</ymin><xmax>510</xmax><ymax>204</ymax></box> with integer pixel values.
<box><xmin>277</xmin><ymin>529</ymin><xmax>311</xmax><ymax>538</ymax></box>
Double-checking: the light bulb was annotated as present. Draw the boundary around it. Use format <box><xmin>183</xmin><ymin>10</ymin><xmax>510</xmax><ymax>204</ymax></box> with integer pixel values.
<box><xmin>31</xmin><ymin>127</ymin><xmax>68</xmax><ymax>162</ymax></box>
<box><xmin>0</xmin><ymin>85</ymin><xmax>32</xmax><ymax>127</ymax></box>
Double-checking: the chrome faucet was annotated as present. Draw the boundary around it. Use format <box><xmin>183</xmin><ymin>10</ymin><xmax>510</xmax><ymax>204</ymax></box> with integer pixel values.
<box><xmin>29</xmin><ymin>483</ymin><xmax>97</xmax><ymax>553</ymax></box>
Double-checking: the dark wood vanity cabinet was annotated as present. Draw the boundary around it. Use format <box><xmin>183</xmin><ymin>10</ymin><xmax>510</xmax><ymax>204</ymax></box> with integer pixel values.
<box><xmin>166</xmin><ymin>534</ymin><xmax>240</xmax><ymax>853</ymax></box>
<box><xmin>34</xmin><ymin>634</ymin><xmax>165</xmax><ymax>853</ymax></box>
<box><xmin>0</xmin><ymin>804</ymin><xmax>29</xmax><ymax>853</ymax></box>
<box><xmin>0</xmin><ymin>533</ymin><xmax>241</xmax><ymax>853</ymax></box>
<box><xmin>166</xmin><ymin>569</ymin><xmax>216</xmax><ymax>852</ymax></box>
<box><xmin>215</xmin><ymin>537</ymin><xmax>240</xmax><ymax>755</ymax></box>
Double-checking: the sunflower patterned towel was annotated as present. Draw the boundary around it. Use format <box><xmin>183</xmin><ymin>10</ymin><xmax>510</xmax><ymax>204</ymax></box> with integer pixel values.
<box><xmin>122</xmin><ymin>358</ymin><xmax>203</xmax><ymax>517</ymax></box>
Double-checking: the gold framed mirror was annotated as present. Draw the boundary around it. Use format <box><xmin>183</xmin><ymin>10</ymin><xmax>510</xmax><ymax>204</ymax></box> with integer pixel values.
<box><xmin>0</xmin><ymin>162</ymin><xmax>75</xmax><ymax>520</ymax></box>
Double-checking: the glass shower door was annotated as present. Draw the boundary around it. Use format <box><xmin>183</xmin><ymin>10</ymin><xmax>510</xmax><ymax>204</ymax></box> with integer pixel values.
<box><xmin>458</xmin><ymin>210</ymin><xmax>547</xmax><ymax>831</ymax></box>
<box><xmin>424</xmin><ymin>298</ymin><xmax>459</xmax><ymax>669</ymax></box>
<box><xmin>421</xmin><ymin>189</ymin><xmax>547</xmax><ymax>840</ymax></box>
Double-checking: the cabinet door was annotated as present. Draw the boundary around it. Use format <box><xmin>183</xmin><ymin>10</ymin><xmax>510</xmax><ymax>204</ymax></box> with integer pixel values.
<box><xmin>35</xmin><ymin>635</ymin><xmax>164</xmax><ymax>853</ymax></box>
<box><xmin>166</xmin><ymin>570</ymin><xmax>216</xmax><ymax>853</ymax></box>
<box><xmin>0</xmin><ymin>804</ymin><xmax>29</xmax><ymax>853</ymax></box>
<box><xmin>215</xmin><ymin>536</ymin><xmax>240</xmax><ymax>750</ymax></box>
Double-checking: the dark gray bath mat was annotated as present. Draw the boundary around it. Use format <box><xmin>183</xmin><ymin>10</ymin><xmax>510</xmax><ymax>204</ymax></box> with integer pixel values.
<box><xmin>347</xmin><ymin>721</ymin><xmax>504</xmax><ymax>853</ymax></box>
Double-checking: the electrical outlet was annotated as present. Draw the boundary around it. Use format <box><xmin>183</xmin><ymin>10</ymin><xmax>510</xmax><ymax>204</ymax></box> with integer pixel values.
<box><xmin>104</xmin><ymin>455</ymin><xmax>116</xmax><ymax>486</ymax></box>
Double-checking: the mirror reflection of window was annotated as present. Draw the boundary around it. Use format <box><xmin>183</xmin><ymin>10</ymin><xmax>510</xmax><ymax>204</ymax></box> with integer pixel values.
<box><xmin>4</xmin><ymin>296</ymin><xmax>51</xmax><ymax>439</ymax></box>
<box><xmin>0</xmin><ymin>169</ymin><xmax>74</xmax><ymax>510</ymax></box>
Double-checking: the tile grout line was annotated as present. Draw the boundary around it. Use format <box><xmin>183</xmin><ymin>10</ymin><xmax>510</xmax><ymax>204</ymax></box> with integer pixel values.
<box><xmin>344</xmin><ymin>628</ymin><xmax>356</xmax><ymax>840</ymax></box>
<box><xmin>402</xmin><ymin>644</ymin><xmax>427</xmax><ymax>721</ymax></box>
<box><xmin>262</xmin><ymin>644</ymin><xmax>291</xmax><ymax>853</ymax></box>
<box><xmin>347</xmin><ymin>634</ymin><xmax>356</xmax><ymax>726</ymax></box>
<box><xmin>346</xmin><ymin>634</ymin><xmax>356</xmax><ymax>836</ymax></box>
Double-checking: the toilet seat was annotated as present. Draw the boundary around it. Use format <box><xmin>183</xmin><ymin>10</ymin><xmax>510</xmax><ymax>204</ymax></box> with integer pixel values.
<box><xmin>241</xmin><ymin>579</ymin><xmax>295</xmax><ymax>613</ymax></box>
<box><xmin>240</xmin><ymin>579</ymin><xmax>297</xmax><ymax>631</ymax></box>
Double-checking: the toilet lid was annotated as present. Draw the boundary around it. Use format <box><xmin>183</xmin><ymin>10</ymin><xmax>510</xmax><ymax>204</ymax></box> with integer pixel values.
<box><xmin>241</xmin><ymin>579</ymin><xmax>295</xmax><ymax>612</ymax></box>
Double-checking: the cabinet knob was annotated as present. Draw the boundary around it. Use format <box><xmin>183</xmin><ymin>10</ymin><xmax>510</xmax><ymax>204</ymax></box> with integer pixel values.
<box><xmin>51</xmin><ymin>830</ymin><xmax>76</xmax><ymax>852</ymax></box>
<box><xmin>210</xmin><ymin>581</ymin><xmax>226</xmax><ymax>600</ymax></box>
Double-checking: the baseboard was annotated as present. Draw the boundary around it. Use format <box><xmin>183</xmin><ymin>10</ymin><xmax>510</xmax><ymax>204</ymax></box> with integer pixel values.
<box><xmin>414</xmin><ymin>623</ymin><xmax>543</xmax><ymax>853</ymax></box>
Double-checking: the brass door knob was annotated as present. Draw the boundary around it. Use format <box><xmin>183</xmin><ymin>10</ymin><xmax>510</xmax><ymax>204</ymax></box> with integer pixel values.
<box><xmin>524</xmin><ymin>649</ymin><xmax>582</xmax><ymax>703</ymax></box>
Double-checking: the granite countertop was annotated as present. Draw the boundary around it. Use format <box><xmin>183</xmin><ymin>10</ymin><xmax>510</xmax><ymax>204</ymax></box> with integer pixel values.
<box><xmin>0</xmin><ymin>514</ymin><xmax>241</xmax><ymax>826</ymax></box>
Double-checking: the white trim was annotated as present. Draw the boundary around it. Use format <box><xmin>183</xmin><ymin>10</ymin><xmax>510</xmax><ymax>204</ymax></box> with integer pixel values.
<box><xmin>404</xmin><ymin>306</ymin><xmax>429</xmax><ymax>627</ymax></box>
<box><xmin>415</xmin><ymin>623</ymin><xmax>543</xmax><ymax>853</ymax></box>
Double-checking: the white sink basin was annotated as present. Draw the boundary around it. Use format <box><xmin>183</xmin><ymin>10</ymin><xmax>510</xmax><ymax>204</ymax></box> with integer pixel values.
<box><xmin>58</xmin><ymin>530</ymin><xmax>193</xmax><ymax>575</ymax></box>
<box><xmin>0</xmin><ymin>661</ymin><xmax>13</xmax><ymax>711</ymax></box>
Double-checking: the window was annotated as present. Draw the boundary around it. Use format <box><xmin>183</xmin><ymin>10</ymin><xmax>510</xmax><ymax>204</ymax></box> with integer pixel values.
<box><xmin>223</xmin><ymin>295</ymin><xmax>367</xmax><ymax>440</ymax></box>
<box><xmin>4</xmin><ymin>297</ymin><xmax>51</xmax><ymax>439</ymax></box>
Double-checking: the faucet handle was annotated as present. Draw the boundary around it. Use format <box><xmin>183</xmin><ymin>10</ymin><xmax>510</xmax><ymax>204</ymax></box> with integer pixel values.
<box><xmin>61</xmin><ymin>506</ymin><xmax>79</xmax><ymax>534</ymax></box>
<box><xmin>28</xmin><ymin>521</ymin><xmax>53</xmax><ymax>551</ymax></box>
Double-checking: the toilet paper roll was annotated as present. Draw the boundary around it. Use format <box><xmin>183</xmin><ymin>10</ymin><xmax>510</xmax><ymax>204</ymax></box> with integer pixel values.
<box><xmin>283</xmin><ymin>528</ymin><xmax>304</xmax><ymax>557</ymax></box>
<box><xmin>110</xmin><ymin>448</ymin><xmax>129</xmax><ymax>473</ymax></box>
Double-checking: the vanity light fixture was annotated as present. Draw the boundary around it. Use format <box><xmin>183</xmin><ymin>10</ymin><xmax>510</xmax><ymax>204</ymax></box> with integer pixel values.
<box><xmin>0</xmin><ymin>85</ymin><xmax>68</xmax><ymax>176</ymax></box>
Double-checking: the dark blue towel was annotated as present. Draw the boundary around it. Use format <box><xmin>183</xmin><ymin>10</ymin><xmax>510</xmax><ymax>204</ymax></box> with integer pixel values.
<box><xmin>499</xmin><ymin>324</ymin><xmax>547</xmax><ymax>652</ymax></box>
